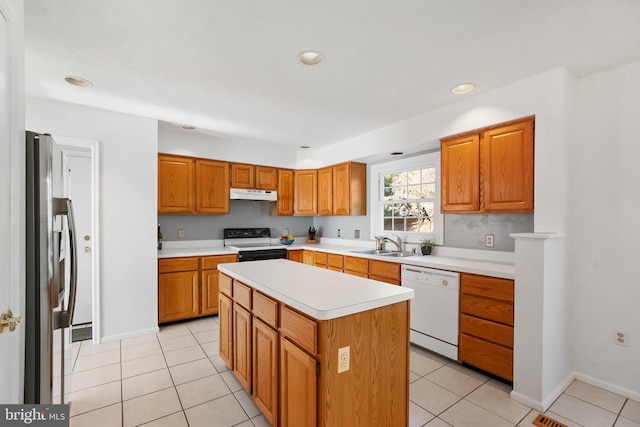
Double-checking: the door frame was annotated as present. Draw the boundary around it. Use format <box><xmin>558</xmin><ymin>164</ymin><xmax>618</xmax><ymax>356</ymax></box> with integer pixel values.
<box><xmin>55</xmin><ymin>135</ymin><xmax>101</xmax><ymax>344</ymax></box>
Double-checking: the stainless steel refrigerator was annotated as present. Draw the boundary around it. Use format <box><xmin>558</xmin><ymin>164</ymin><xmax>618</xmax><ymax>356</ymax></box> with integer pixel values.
<box><xmin>25</xmin><ymin>131</ymin><xmax>78</xmax><ymax>404</ymax></box>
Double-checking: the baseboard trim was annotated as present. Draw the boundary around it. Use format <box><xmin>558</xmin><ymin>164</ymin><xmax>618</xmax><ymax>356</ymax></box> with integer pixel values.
<box><xmin>100</xmin><ymin>326</ymin><xmax>160</xmax><ymax>343</ymax></box>
<box><xmin>511</xmin><ymin>371</ymin><xmax>640</xmax><ymax>411</ymax></box>
<box><xmin>575</xmin><ymin>372</ymin><xmax>640</xmax><ymax>402</ymax></box>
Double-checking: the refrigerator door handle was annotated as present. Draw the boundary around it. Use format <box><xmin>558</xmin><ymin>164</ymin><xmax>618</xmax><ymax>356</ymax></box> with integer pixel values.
<box><xmin>53</xmin><ymin>198</ymin><xmax>78</xmax><ymax>330</ymax></box>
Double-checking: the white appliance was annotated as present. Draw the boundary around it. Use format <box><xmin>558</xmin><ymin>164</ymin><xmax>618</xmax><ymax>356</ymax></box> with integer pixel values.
<box><xmin>229</xmin><ymin>188</ymin><xmax>277</xmax><ymax>201</ymax></box>
<box><xmin>25</xmin><ymin>131</ymin><xmax>78</xmax><ymax>403</ymax></box>
<box><xmin>401</xmin><ymin>265</ymin><xmax>460</xmax><ymax>360</ymax></box>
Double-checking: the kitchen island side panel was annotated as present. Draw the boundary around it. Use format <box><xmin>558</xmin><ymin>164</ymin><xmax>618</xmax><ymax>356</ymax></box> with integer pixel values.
<box><xmin>318</xmin><ymin>300</ymin><xmax>410</xmax><ymax>427</ymax></box>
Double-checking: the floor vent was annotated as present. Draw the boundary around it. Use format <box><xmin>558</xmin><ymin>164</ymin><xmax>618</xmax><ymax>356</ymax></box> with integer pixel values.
<box><xmin>533</xmin><ymin>413</ymin><xmax>568</xmax><ymax>427</ymax></box>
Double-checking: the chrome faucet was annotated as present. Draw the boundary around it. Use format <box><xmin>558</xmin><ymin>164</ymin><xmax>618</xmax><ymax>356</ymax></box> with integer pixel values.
<box><xmin>375</xmin><ymin>234</ymin><xmax>403</xmax><ymax>252</ymax></box>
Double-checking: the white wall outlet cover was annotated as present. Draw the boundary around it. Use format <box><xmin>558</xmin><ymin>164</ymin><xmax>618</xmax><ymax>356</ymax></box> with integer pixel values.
<box><xmin>338</xmin><ymin>346</ymin><xmax>350</xmax><ymax>373</ymax></box>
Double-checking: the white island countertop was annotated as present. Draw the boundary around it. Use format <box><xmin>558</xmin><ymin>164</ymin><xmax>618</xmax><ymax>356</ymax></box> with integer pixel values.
<box><xmin>218</xmin><ymin>259</ymin><xmax>414</xmax><ymax>321</ymax></box>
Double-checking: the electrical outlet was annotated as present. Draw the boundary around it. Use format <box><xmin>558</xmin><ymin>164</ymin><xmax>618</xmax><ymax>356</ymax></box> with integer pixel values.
<box><xmin>177</xmin><ymin>229</ymin><xmax>185</xmax><ymax>239</ymax></box>
<box><xmin>284</xmin><ymin>228</ymin><xmax>289</xmax><ymax>236</ymax></box>
<box><xmin>614</xmin><ymin>330</ymin><xmax>628</xmax><ymax>347</ymax></box>
<box><xmin>337</xmin><ymin>346</ymin><xmax>350</xmax><ymax>373</ymax></box>
<box><xmin>354</xmin><ymin>229</ymin><xmax>360</xmax><ymax>239</ymax></box>
<box><xmin>485</xmin><ymin>234</ymin><xmax>494</xmax><ymax>248</ymax></box>
<box><xmin>338</xmin><ymin>229</ymin><xmax>342</xmax><ymax>238</ymax></box>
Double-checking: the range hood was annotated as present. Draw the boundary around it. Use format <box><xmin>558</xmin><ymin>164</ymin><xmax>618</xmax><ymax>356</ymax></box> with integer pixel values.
<box><xmin>230</xmin><ymin>188</ymin><xmax>278</xmax><ymax>201</ymax></box>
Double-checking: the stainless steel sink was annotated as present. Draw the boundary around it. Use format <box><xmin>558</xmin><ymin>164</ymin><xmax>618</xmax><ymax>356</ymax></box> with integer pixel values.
<box><xmin>350</xmin><ymin>249</ymin><xmax>393</xmax><ymax>255</ymax></box>
<box><xmin>380</xmin><ymin>252</ymin><xmax>416</xmax><ymax>258</ymax></box>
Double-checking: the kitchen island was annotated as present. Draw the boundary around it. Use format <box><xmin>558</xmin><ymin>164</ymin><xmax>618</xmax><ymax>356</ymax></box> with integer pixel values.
<box><xmin>218</xmin><ymin>259</ymin><xmax>414</xmax><ymax>427</ymax></box>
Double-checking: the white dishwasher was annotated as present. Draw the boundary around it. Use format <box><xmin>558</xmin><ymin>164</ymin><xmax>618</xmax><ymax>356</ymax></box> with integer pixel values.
<box><xmin>401</xmin><ymin>265</ymin><xmax>460</xmax><ymax>360</ymax></box>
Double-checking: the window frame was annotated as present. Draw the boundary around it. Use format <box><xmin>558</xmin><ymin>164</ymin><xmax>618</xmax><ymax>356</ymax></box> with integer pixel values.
<box><xmin>369</xmin><ymin>152</ymin><xmax>443</xmax><ymax>246</ymax></box>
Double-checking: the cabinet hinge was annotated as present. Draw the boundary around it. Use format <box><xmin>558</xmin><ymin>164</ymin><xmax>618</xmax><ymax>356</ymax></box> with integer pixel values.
<box><xmin>316</xmin><ymin>362</ymin><xmax>321</xmax><ymax>377</ymax></box>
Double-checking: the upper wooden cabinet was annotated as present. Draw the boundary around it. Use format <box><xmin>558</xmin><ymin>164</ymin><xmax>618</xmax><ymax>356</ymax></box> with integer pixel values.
<box><xmin>256</xmin><ymin>166</ymin><xmax>278</xmax><ymax>190</ymax></box>
<box><xmin>317</xmin><ymin>167</ymin><xmax>333</xmax><ymax>216</ymax></box>
<box><xmin>294</xmin><ymin>170</ymin><xmax>318</xmax><ymax>216</ymax></box>
<box><xmin>158</xmin><ymin>154</ymin><xmax>195</xmax><ymax>214</ymax></box>
<box><xmin>231</xmin><ymin>163</ymin><xmax>255</xmax><ymax>189</ymax></box>
<box><xmin>158</xmin><ymin>154</ymin><xmax>230</xmax><ymax>214</ymax></box>
<box><xmin>317</xmin><ymin>162</ymin><xmax>367</xmax><ymax>216</ymax></box>
<box><xmin>333</xmin><ymin>162</ymin><xmax>366</xmax><ymax>216</ymax></box>
<box><xmin>196</xmin><ymin>159</ymin><xmax>230</xmax><ymax>214</ymax></box>
<box><xmin>441</xmin><ymin>116</ymin><xmax>534</xmax><ymax>213</ymax></box>
<box><xmin>277</xmin><ymin>169</ymin><xmax>294</xmax><ymax>215</ymax></box>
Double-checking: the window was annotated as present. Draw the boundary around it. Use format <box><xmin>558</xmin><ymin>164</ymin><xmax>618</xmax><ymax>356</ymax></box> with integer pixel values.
<box><xmin>370</xmin><ymin>152</ymin><xmax>443</xmax><ymax>244</ymax></box>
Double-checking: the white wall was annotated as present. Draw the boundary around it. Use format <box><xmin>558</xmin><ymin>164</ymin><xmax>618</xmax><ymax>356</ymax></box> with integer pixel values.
<box><xmin>26</xmin><ymin>97</ymin><xmax>159</xmax><ymax>342</ymax></box>
<box><xmin>158</xmin><ymin>122</ymin><xmax>299</xmax><ymax>168</ymax></box>
<box><xmin>568</xmin><ymin>60</ymin><xmax>640</xmax><ymax>398</ymax></box>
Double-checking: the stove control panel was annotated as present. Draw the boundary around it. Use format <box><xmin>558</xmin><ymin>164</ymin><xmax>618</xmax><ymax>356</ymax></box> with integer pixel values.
<box><xmin>224</xmin><ymin>228</ymin><xmax>272</xmax><ymax>239</ymax></box>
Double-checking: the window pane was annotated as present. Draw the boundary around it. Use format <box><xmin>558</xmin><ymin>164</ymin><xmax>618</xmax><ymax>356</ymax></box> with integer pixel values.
<box><xmin>383</xmin><ymin>186</ymin><xmax>394</xmax><ymax>200</ymax></box>
<box><xmin>406</xmin><ymin>184</ymin><xmax>421</xmax><ymax>199</ymax></box>
<box><xmin>407</xmin><ymin>169</ymin><xmax>421</xmax><ymax>185</ymax></box>
<box><xmin>422</xmin><ymin>183</ymin><xmax>436</xmax><ymax>198</ymax></box>
<box><xmin>383</xmin><ymin>218</ymin><xmax>393</xmax><ymax>231</ymax></box>
<box><xmin>422</xmin><ymin>168</ymin><xmax>436</xmax><ymax>183</ymax></box>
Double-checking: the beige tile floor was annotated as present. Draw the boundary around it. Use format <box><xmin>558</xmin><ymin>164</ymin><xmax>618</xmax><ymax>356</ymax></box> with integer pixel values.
<box><xmin>67</xmin><ymin>316</ymin><xmax>640</xmax><ymax>427</ymax></box>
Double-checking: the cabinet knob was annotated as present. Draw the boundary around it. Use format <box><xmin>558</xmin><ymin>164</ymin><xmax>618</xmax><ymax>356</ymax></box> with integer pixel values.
<box><xmin>442</xmin><ymin>279</ymin><xmax>448</xmax><ymax>286</ymax></box>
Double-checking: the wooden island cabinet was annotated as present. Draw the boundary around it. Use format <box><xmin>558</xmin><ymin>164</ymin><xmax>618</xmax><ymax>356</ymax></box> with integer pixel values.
<box><xmin>218</xmin><ymin>260</ymin><xmax>412</xmax><ymax>427</ymax></box>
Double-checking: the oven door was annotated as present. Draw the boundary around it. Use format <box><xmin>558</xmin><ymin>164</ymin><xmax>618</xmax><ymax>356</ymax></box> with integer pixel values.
<box><xmin>237</xmin><ymin>248</ymin><xmax>288</xmax><ymax>262</ymax></box>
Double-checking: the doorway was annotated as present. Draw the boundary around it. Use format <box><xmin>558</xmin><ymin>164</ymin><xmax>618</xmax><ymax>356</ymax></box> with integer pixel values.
<box><xmin>56</xmin><ymin>136</ymin><xmax>101</xmax><ymax>344</ymax></box>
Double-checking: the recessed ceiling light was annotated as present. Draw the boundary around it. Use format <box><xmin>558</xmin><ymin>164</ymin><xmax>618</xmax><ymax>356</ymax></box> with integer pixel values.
<box><xmin>451</xmin><ymin>83</ymin><xmax>475</xmax><ymax>94</ymax></box>
<box><xmin>181</xmin><ymin>125</ymin><xmax>197</xmax><ymax>131</ymax></box>
<box><xmin>297</xmin><ymin>51</ymin><xmax>323</xmax><ymax>66</ymax></box>
<box><xmin>300</xmin><ymin>145</ymin><xmax>311</xmax><ymax>149</ymax></box>
<box><xmin>391</xmin><ymin>152</ymin><xmax>404</xmax><ymax>156</ymax></box>
<box><xmin>64</xmin><ymin>76</ymin><xmax>93</xmax><ymax>88</ymax></box>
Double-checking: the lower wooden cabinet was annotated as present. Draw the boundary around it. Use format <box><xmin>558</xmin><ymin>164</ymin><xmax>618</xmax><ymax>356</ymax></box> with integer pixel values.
<box><xmin>233</xmin><ymin>303</ymin><xmax>252</xmax><ymax>392</ymax></box>
<box><xmin>218</xmin><ymin>293</ymin><xmax>233</xmax><ymax>368</ymax></box>
<box><xmin>459</xmin><ymin>273</ymin><xmax>514</xmax><ymax>381</ymax></box>
<box><xmin>280</xmin><ymin>337</ymin><xmax>317</xmax><ymax>427</ymax></box>
<box><xmin>287</xmin><ymin>249</ymin><xmax>303</xmax><ymax>263</ymax></box>
<box><xmin>302</xmin><ymin>250</ymin><xmax>314</xmax><ymax>265</ymax></box>
<box><xmin>158</xmin><ymin>254</ymin><xmax>237</xmax><ymax>323</ymax></box>
<box><xmin>158</xmin><ymin>270</ymin><xmax>199</xmax><ymax>322</ymax></box>
<box><xmin>253</xmin><ymin>319</ymin><xmax>279</xmax><ymax>425</ymax></box>
<box><xmin>368</xmin><ymin>259</ymin><xmax>401</xmax><ymax>285</ymax></box>
<box><xmin>219</xmin><ymin>273</ymin><xmax>410</xmax><ymax>427</ymax></box>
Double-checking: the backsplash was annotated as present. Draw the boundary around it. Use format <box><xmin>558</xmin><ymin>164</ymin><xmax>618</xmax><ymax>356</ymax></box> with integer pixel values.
<box><xmin>444</xmin><ymin>213</ymin><xmax>534</xmax><ymax>252</ymax></box>
<box><xmin>159</xmin><ymin>200</ymin><xmax>313</xmax><ymax>241</ymax></box>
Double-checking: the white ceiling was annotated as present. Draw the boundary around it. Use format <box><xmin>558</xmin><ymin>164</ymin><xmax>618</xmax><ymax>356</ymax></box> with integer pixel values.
<box><xmin>24</xmin><ymin>0</ymin><xmax>640</xmax><ymax>150</ymax></box>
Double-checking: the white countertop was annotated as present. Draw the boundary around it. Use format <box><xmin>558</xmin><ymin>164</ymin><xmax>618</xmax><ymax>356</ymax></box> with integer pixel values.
<box><xmin>218</xmin><ymin>259</ymin><xmax>414</xmax><ymax>320</ymax></box>
<box><xmin>158</xmin><ymin>240</ymin><xmax>515</xmax><ymax>279</ymax></box>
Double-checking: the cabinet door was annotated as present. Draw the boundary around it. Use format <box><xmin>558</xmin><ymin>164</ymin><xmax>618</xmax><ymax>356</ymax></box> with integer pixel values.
<box><xmin>481</xmin><ymin>118</ymin><xmax>534</xmax><ymax>212</ymax></box>
<box><xmin>280</xmin><ymin>338</ymin><xmax>317</xmax><ymax>427</ymax></box>
<box><xmin>294</xmin><ymin>170</ymin><xmax>318</xmax><ymax>216</ymax></box>
<box><xmin>196</xmin><ymin>159</ymin><xmax>230</xmax><ymax>214</ymax></box>
<box><xmin>277</xmin><ymin>169</ymin><xmax>295</xmax><ymax>215</ymax></box>
<box><xmin>219</xmin><ymin>293</ymin><xmax>233</xmax><ymax>369</ymax></box>
<box><xmin>201</xmin><ymin>269</ymin><xmax>220</xmax><ymax>315</ymax></box>
<box><xmin>317</xmin><ymin>167</ymin><xmax>333</xmax><ymax>216</ymax></box>
<box><xmin>368</xmin><ymin>260</ymin><xmax>401</xmax><ymax>285</ymax></box>
<box><xmin>233</xmin><ymin>303</ymin><xmax>252</xmax><ymax>392</ymax></box>
<box><xmin>256</xmin><ymin>166</ymin><xmax>278</xmax><ymax>190</ymax></box>
<box><xmin>253</xmin><ymin>319</ymin><xmax>279</xmax><ymax>426</ymax></box>
<box><xmin>231</xmin><ymin>163</ymin><xmax>255</xmax><ymax>188</ymax></box>
<box><xmin>313</xmin><ymin>251</ymin><xmax>327</xmax><ymax>268</ymax></box>
<box><xmin>441</xmin><ymin>134</ymin><xmax>480</xmax><ymax>213</ymax></box>
<box><xmin>302</xmin><ymin>250</ymin><xmax>314</xmax><ymax>265</ymax></box>
<box><xmin>287</xmin><ymin>249</ymin><xmax>303</xmax><ymax>263</ymax></box>
<box><xmin>158</xmin><ymin>271</ymin><xmax>199</xmax><ymax>322</ymax></box>
<box><xmin>158</xmin><ymin>155</ymin><xmax>194</xmax><ymax>213</ymax></box>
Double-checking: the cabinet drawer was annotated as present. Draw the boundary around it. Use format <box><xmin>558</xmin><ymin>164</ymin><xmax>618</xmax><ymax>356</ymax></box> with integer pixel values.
<box><xmin>280</xmin><ymin>306</ymin><xmax>317</xmax><ymax>355</ymax></box>
<box><xmin>345</xmin><ymin>270</ymin><xmax>368</xmax><ymax>278</ymax></box>
<box><xmin>461</xmin><ymin>274</ymin><xmax>514</xmax><ymax>302</ymax></box>
<box><xmin>369</xmin><ymin>260</ymin><xmax>400</xmax><ymax>282</ymax></box>
<box><xmin>158</xmin><ymin>257</ymin><xmax>199</xmax><ymax>273</ymax></box>
<box><xmin>460</xmin><ymin>295</ymin><xmax>513</xmax><ymax>326</ymax></box>
<box><xmin>253</xmin><ymin>292</ymin><xmax>278</xmax><ymax>328</ymax></box>
<box><xmin>460</xmin><ymin>314</ymin><xmax>513</xmax><ymax>348</ymax></box>
<box><xmin>459</xmin><ymin>333</ymin><xmax>513</xmax><ymax>381</ymax></box>
<box><xmin>201</xmin><ymin>254</ymin><xmax>237</xmax><ymax>270</ymax></box>
<box><xmin>313</xmin><ymin>251</ymin><xmax>327</xmax><ymax>267</ymax></box>
<box><xmin>233</xmin><ymin>281</ymin><xmax>252</xmax><ymax>309</ymax></box>
<box><xmin>344</xmin><ymin>256</ymin><xmax>368</xmax><ymax>274</ymax></box>
<box><xmin>219</xmin><ymin>273</ymin><xmax>233</xmax><ymax>297</ymax></box>
<box><xmin>327</xmin><ymin>254</ymin><xmax>343</xmax><ymax>270</ymax></box>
